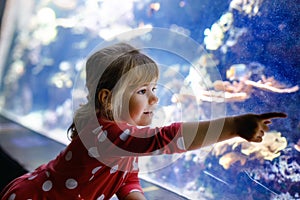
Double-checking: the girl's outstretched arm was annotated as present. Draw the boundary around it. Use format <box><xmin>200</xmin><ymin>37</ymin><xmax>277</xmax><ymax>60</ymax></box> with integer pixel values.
<box><xmin>182</xmin><ymin>112</ymin><xmax>287</xmax><ymax>151</ymax></box>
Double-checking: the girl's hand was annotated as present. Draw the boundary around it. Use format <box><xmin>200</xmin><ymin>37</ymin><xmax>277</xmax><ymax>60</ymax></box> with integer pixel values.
<box><xmin>233</xmin><ymin>112</ymin><xmax>287</xmax><ymax>142</ymax></box>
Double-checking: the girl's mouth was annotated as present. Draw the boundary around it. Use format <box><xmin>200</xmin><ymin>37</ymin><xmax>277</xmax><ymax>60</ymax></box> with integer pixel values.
<box><xmin>143</xmin><ymin>111</ymin><xmax>153</xmax><ymax>115</ymax></box>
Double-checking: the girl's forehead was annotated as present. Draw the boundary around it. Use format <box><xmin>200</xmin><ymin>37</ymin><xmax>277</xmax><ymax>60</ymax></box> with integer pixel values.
<box><xmin>141</xmin><ymin>80</ymin><xmax>157</xmax><ymax>86</ymax></box>
<box><xmin>128</xmin><ymin>80</ymin><xmax>157</xmax><ymax>90</ymax></box>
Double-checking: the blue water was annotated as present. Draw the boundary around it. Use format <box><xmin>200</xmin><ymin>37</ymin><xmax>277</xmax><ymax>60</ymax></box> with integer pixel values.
<box><xmin>0</xmin><ymin>0</ymin><xmax>299</xmax><ymax>199</ymax></box>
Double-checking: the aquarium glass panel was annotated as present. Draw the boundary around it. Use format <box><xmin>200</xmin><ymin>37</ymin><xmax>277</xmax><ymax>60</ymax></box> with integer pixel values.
<box><xmin>0</xmin><ymin>0</ymin><xmax>299</xmax><ymax>199</ymax></box>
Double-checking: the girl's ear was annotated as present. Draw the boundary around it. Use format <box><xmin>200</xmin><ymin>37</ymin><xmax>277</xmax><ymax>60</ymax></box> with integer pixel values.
<box><xmin>98</xmin><ymin>89</ymin><xmax>112</xmax><ymax>108</ymax></box>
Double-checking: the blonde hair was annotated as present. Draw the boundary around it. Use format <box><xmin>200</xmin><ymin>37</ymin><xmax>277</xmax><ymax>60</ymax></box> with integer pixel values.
<box><xmin>68</xmin><ymin>43</ymin><xmax>159</xmax><ymax>139</ymax></box>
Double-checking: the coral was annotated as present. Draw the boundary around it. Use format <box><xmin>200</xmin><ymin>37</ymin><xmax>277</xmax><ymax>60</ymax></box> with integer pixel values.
<box><xmin>209</xmin><ymin>74</ymin><xmax>299</xmax><ymax>102</ymax></box>
<box><xmin>204</xmin><ymin>12</ymin><xmax>233</xmax><ymax>50</ymax></box>
<box><xmin>246</xmin><ymin>148</ymin><xmax>300</xmax><ymax>198</ymax></box>
<box><xmin>213</xmin><ymin>131</ymin><xmax>288</xmax><ymax>170</ymax></box>
<box><xmin>219</xmin><ymin>151</ymin><xmax>247</xmax><ymax>169</ymax></box>
<box><xmin>274</xmin><ymin>153</ymin><xmax>300</xmax><ymax>183</ymax></box>
<box><xmin>239</xmin><ymin>131</ymin><xmax>287</xmax><ymax>161</ymax></box>
<box><xmin>294</xmin><ymin>139</ymin><xmax>300</xmax><ymax>152</ymax></box>
<box><xmin>244</xmin><ymin>80</ymin><xmax>299</xmax><ymax>94</ymax></box>
<box><xmin>229</xmin><ymin>0</ymin><xmax>263</xmax><ymax>17</ymax></box>
<box><xmin>272</xmin><ymin>192</ymin><xmax>297</xmax><ymax>200</ymax></box>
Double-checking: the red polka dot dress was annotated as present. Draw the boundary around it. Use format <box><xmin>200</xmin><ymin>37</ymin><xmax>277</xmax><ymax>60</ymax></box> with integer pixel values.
<box><xmin>0</xmin><ymin>118</ymin><xmax>186</xmax><ymax>200</ymax></box>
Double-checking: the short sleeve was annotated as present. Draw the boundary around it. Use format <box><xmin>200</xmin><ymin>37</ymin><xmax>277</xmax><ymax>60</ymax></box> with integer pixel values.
<box><xmin>116</xmin><ymin>172</ymin><xmax>144</xmax><ymax>199</ymax></box>
<box><xmin>96</xmin><ymin>119</ymin><xmax>186</xmax><ymax>157</ymax></box>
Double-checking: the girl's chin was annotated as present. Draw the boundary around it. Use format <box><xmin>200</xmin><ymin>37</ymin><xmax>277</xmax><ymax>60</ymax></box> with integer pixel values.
<box><xmin>122</xmin><ymin>115</ymin><xmax>153</xmax><ymax>127</ymax></box>
<box><xmin>133</xmin><ymin>120</ymin><xmax>152</xmax><ymax>127</ymax></box>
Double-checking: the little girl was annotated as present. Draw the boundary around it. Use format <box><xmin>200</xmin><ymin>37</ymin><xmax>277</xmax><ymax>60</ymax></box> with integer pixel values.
<box><xmin>0</xmin><ymin>43</ymin><xmax>286</xmax><ymax>200</ymax></box>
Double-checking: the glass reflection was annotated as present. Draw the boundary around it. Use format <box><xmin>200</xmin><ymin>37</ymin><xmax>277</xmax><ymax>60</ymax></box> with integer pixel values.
<box><xmin>0</xmin><ymin>0</ymin><xmax>299</xmax><ymax>199</ymax></box>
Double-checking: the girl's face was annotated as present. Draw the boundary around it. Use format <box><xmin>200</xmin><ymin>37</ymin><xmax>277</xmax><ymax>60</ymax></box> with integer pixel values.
<box><xmin>123</xmin><ymin>81</ymin><xmax>158</xmax><ymax>126</ymax></box>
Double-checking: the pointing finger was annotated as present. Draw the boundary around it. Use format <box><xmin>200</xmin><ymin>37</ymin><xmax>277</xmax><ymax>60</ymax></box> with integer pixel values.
<box><xmin>259</xmin><ymin>112</ymin><xmax>287</xmax><ymax>120</ymax></box>
<box><xmin>261</xmin><ymin>123</ymin><xmax>269</xmax><ymax>132</ymax></box>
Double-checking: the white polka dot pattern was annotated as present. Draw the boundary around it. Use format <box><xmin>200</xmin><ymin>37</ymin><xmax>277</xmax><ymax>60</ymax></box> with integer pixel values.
<box><xmin>123</xmin><ymin>171</ymin><xmax>128</xmax><ymax>179</ymax></box>
<box><xmin>92</xmin><ymin>126</ymin><xmax>103</xmax><ymax>134</ymax></box>
<box><xmin>97</xmin><ymin>194</ymin><xmax>105</xmax><ymax>200</ymax></box>
<box><xmin>89</xmin><ymin>175</ymin><xmax>95</xmax><ymax>181</ymax></box>
<box><xmin>65</xmin><ymin>178</ymin><xmax>78</xmax><ymax>189</ymax></box>
<box><xmin>110</xmin><ymin>165</ymin><xmax>118</xmax><ymax>174</ymax></box>
<box><xmin>42</xmin><ymin>180</ymin><xmax>53</xmax><ymax>192</ymax></box>
<box><xmin>119</xmin><ymin>129</ymin><xmax>130</xmax><ymax>141</ymax></box>
<box><xmin>177</xmin><ymin>136</ymin><xmax>185</xmax><ymax>150</ymax></box>
<box><xmin>89</xmin><ymin>165</ymin><xmax>102</xmax><ymax>181</ymax></box>
<box><xmin>28</xmin><ymin>174</ymin><xmax>38</xmax><ymax>180</ymax></box>
<box><xmin>8</xmin><ymin>193</ymin><xmax>16</xmax><ymax>200</ymax></box>
<box><xmin>88</xmin><ymin>147</ymin><xmax>100</xmax><ymax>158</ymax></box>
<box><xmin>1</xmin><ymin>121</ymin><xmax>184</xmax><ymax>199</ymax></box>
<box><xmin>65</xmin><ymin>151</ymin><xmax>72</xmax><ymax>161</ymax></box>
<box><xmin>151</xmin><ymin>149</ymin><xmax>161</xmax><ymax>155</ymax></box>
<box><xmin>97</xmin><ymin>130</ymin><xmax>107</xmax><ymax>142</ymax></box>
<box><xmin>132</xmin><ymin>158</ymin><xmax>139</xmax><ymax>170</ymax></box>
<box><xmin>92</xmin><ymin>166</ymin><xmax>102</xmax><ymax>174</ymax></box>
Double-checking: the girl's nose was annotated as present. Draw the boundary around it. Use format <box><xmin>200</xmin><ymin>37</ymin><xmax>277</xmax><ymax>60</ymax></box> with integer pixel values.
<box><xmin>149</xmin><ymin>94</ymin><xmax>159</xmax><ymax>105</ymax></box>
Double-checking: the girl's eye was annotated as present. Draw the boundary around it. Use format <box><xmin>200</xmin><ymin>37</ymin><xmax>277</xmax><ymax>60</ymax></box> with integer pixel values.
<box><xmin>152</xmin><ymin>87</ymin><xmax>157</xmax><ymax>92</ymax></box>
<box><xmin>137</xmin><ymin>89</ymin><xmax>146</xmax><ymax>94</ymax></box>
